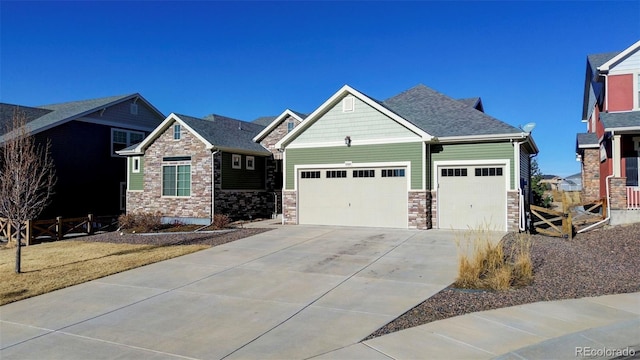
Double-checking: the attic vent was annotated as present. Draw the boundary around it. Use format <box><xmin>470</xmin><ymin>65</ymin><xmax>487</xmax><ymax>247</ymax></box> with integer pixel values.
<box><xmin>342</xmin><ymin>96</ymin><xmax>355</xmax><ymax>113</ymax></box>
<box><xmin>130</xmin><ymin>103</ymin><xmax>138</xmax><ymax>115</ymax></box>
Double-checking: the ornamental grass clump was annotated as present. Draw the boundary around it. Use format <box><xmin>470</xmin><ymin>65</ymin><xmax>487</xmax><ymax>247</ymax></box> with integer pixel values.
<box><xmin>454</xmin><ymin>226</ymin><xmax>533</xmax><ymax>291</ymax></box>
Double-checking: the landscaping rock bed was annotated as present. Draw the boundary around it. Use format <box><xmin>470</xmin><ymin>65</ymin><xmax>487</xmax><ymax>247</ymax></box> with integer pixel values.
<box><xmin>366</xmin><ymin>223</ymin><xmax>640</xmax><ymax>339</ymax></box>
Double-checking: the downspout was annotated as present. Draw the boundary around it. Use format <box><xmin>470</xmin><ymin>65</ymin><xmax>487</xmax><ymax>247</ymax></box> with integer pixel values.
<box><xmin>514</xmin><ymin>140</ymin><xmax>526</xmax><ymax>232</ymax></box>
<box><xmin>577</xmin><ymin>174</ymin><xmax>613</xmax><ymax>233</ymax></box>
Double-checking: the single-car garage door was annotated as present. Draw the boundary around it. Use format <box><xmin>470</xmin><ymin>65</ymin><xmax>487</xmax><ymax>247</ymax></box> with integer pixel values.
<box><xmin>298</xmin><ymin>167</ymin><xmax>407</xmax><ymax>228</ymax></box>
<box><xmin>437</xmin><ymin>165</ymin><xmax>506</xmax><ymax>231</ymax></box>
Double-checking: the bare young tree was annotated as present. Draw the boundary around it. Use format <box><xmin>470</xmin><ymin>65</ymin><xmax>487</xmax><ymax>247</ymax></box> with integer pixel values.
<box><xmin>0</xmin><ymin>108</ymin><xmax>56</xmax><ymax>273</ymax></box>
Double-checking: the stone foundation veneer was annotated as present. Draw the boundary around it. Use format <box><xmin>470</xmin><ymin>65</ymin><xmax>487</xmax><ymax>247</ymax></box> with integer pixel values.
<box><xmin>609</xmin><ymin>177</ymin><xmax>627</xmax><ymax>210</ymax></box>
<box><xmin>507</xmin><ymin>191</ymin><xmax>519</xmax><ymax>232</ymax></box>
<box><xmin>430</xmin><ymin>191</ymin><xmax>438</xmax><ymax>229</ymax></box>
<box><xmin>282</xmin><ymin>190</ymin><xmax>297</xmax><ymax>224</ymax></box>
<box><xmin>408</xmin><ymin>191</ymin><xmax>432</xmax><ymax>229</ymax></box>
<box><xmin>581</xmin><ymin>148</ymin><xmax>600</xmax><ymax>202</ymax></box>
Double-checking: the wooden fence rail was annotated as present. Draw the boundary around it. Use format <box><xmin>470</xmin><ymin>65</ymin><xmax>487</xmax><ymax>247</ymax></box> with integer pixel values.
<box><xmin>0</xmin><ymin>214</ymin><xmax>119</xmax><ymax>245</ymax></box>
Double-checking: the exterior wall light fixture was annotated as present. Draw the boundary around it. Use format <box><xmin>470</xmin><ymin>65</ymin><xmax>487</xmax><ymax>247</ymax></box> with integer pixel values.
<box><xmin>345</xmin><ymin>136</ymin><xmax>351</xmax><ymax>147</ymax></box>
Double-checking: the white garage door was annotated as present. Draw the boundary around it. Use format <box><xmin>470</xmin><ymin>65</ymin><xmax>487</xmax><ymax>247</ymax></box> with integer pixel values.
<box><xmin>298</xmin><ymin>167</ymin><xmax>407</xmax><ymax>228</ymax></box>
<box><xmin>437</xmin><ymin>165</ymin><xmax>506</xmax><ymax>231</ymax></box>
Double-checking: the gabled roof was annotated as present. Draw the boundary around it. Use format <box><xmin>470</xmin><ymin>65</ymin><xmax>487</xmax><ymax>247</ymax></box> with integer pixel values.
<box><xmin>120</xmin><ymin>113</ymin><xmax>271</xmax><ymax>156</ymax></box>
<box><xmin>0</xmin><ymin>93</ymin><xmax>165</xmax><ymax>143</ymax></box>
<box><xmin>597</xmin><ymin>40</ymin><xmax>640</xmax><ymax>73</ymax></box>
<box><xmin>576</xmin><ymin>133</ymin><xmax>599</xmax><ymax>149</ymax></box>
<box><xmin>601</xmin><ymin>112</ymin><xmax>640</xmax><ymax>131</ymax></box>
<box><xmin>252</xmin><ymin>109</ymin><xmax>306</xmax><ymax>142</ymax></box>
<box><xmin>382</xmin><ymin>85</ymin><xmax>522</xmax><ymax>138</ymax></box>
<box><xmin>587</xmin><ymin>52</ymin><xmax>620</xmax><ymax>77</ymax></box>
<box><xmin>275</xmin><ymin>85</ymin><xmax>433</xmax><ymax>149</ymax></box>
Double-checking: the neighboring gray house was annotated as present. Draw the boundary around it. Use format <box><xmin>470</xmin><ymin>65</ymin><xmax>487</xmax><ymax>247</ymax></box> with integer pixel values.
<box><xmin>118</xmin><ymin>113</ymin><xmax>280</xmax><ymax>224</ymax></box>
<box><xmin>0</xmin><ymin>94</ymin><xmax>165</xmax><ymax>218</ymax></box>
<box><xmin>275</xmin><ymin>84</ymin><xmax>539</xmax><ymax>231</ymax></box>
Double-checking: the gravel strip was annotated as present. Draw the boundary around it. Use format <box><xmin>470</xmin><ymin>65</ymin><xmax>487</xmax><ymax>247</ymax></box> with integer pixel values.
<box><xmin>366</xmin><ymin>223</ymin><xmax>640</xmax><ymax>339</ymax></box>
<box><xmin>76</xmin><ymin>228</ymin><xmax>272</xmax><ymax>246</ymax></box>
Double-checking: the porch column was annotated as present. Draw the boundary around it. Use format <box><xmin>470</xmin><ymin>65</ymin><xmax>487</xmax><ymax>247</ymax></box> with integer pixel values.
<box><xmin>613</xmin><ymin>134</ymin><xmax>622</xmax><ymax>177</ymax></box>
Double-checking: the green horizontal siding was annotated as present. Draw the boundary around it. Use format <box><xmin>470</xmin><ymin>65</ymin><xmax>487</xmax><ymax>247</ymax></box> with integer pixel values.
<box><xmin>222</xmin><ymin>152</ymin><xmax>266</xmax><ymax>190</ymax></box>
<box><xmin>430</xmin><ymin>142</ymin><xmax>515</xmax><ymax>189</ymax></box>
<box><xmin>129</xmin><ymin>157</ymin><xmax>144</xmax><ymax>191</ymax></box>
<box><xmin>285</xmin><ymin>142</ymin><xmax>423</xmax><ymax>190</ymax></box>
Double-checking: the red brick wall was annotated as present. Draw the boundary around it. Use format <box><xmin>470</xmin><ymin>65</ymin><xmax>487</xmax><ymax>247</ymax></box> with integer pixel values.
<box><xmin>607</xmin><ymin>74</ymin><xmax>633</xmax><ymax>111</ymax></box>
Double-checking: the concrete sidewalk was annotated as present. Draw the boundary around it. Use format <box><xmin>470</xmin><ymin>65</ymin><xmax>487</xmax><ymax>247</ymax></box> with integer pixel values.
<box><xmin>316</xmin><ymin>292</ymin><xmax>640</xmax><ymax>360</ymax></box>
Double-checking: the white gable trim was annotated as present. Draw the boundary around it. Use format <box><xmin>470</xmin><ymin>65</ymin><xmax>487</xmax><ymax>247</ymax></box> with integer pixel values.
<box><xmin>133</xmin><ymin>113</ymin><xmax>214</xmax><ymax>154</ymax></box>
<box><xmin>598</xmin><ymin>40</ymin><xmax>640</xmax><ymax>73</ymax></box>
<box><xmin>252</xmin><ymin>109</ymin><xmax>305</xmax><ymax>142</ymax></box>
<box><xmin>275</xmin><ymin>85</ymin><xmax>433</xmax><ymax>149</ymax></box>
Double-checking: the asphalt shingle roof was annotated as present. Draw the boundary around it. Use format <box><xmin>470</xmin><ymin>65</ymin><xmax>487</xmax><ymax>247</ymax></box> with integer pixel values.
<box><xmin>0</xmin><ymin>94</ymin><xmax>140</xmax><ymax>141</ymax></box>
<box><xmin>587</xmin><ymin>52</ymin><xmax>620</xmax><ymax>76</ymax></box>
<box><xmin>0</xmin><ymin>104</ymin><xmax>53</xmax><ymax>136</ymax></box>
<box><xmin>179</xmin><ymin>114</ymin><xmax>271</xmax><ymax>154</ymax></box>
<box><xmin>601</xmin><ymin>112</ymin><xmax>640</xmax><ymax>129</ymax></box>
<box><xmin>252</xmin><ymin>116</ymin><xmax>277</xmax><ymax>126</ymax></box>
<box><xmin>576</xmin><ymin>133</ymin><xmax>599</xmax><ymax>147</ymax></box>
<box><xmin>457</xmin><ymin>97</ymin><xmax>481</xmax><ymax>108</ymax></box>
<box><xmin>382</xmin><ymin>85</ymin><xmax>521</xmax><ymax>137</ymax></box>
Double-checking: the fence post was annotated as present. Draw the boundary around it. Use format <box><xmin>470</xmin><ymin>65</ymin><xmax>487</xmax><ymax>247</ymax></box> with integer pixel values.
<box><xmin>25</xmin><ymin>220</ymin><xmax>32</xmax><ymax>246</ymax></box>
<box><xmin>87</xmin><ymin>214</ymin><xmax>94</xmax><ymax>235</ymax></box>
<box><xmin>7</xmin><ymin>221</ymin><xmax>12</xmax><ymax>244</ymax></box>
<box><xmin>56</xmin><ymin>216</ymin><xmax>63</xmax><ymax>240</ymax></box>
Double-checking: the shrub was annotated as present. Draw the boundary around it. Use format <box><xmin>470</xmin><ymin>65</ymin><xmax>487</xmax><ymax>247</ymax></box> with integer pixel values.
<box><xmin>118</xmin><ymin>212</ymin><xmax>163</xmax><ymax>232</ymax></box>
<box><xmin>212</xmin><ymin>214</ymin><xmax>230</xmax><ymax>229</ymax></box>
<box><xmin>454</xmin><ymin>227</ymin><xmax>533</xmax><ymax>291</ymax></box>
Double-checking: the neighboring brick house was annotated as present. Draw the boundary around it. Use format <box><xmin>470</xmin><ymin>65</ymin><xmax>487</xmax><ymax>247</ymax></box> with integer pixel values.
<box><xmin>0</xmin><ymin>94</ymin><xmax>165</xmax><ymax>218</ymax></box>
<box><xmin>252</xmin><ymin>109</ymin><xmax>306</xmax><ymax>213</ymax></box>
<box><xmin>118</xmin><ymin>113</ymin><xmax>279</xmax><ymax>224</ymax></box>
<box><xmin>576</xmin><ymin>40</ymin><xmax>640</xmax><ymax>225</ymax></box>
<box><xmin>275</xmin><ymin>84</ymin><xmax>538</xmax><ymax>231</ymax></box>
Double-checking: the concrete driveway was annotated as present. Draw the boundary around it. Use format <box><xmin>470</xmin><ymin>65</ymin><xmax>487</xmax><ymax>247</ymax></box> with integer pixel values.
<box><xmin>1</xmin><ymin>225</ymin><xmax>466</xmax><ymax>359</ymax></box>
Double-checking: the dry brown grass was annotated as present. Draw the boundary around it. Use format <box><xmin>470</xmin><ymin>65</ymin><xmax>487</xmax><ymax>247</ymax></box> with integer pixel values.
<box><xmin>0</xmin><ymin>241</ymin><xmax>209</xmax><ymax>305</ymax></box>
<box><xmin>454</xmin><ymin>227</ymin><xmax>533</xmax><ymax>291</ymax></box>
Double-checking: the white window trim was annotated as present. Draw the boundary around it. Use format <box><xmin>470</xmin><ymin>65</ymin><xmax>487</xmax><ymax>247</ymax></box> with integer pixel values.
<box><xmin>132</xmin><ymin>156</ymin><xmax>141</xmax><ymax>173</ymax></box>
<box><xmin>111</xmin><ymin>128</ymin><xmax>145</xmax><ymax>157</ymax></box>
<box><xmin>174</xmin><ymin>124</ymin><xmax>181</xmax><ymax>140</ymax></box>
<box><xmin>161</xmin><ymin>161</ymin><xmax>192</xmax><ymax>198</ymax></box>
<box><xmin>232</xmin><ymin>154</ymin><xmax>242</xmax><ymax>169</ymax></box>
<box><xmin>246</xmin><ymin>156</ymin><xmax>255</xmax><ymax>170</ymax></box>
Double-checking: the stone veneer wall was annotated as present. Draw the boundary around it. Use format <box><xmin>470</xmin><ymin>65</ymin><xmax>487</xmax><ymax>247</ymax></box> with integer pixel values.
<box><xmin>282</xmin><ymin>190</ymin><xmax>297</xmax><ymax>224</ymax></box>
<box><xmin>507</xmin><ymin>191</ymin><xmax>519</xmax><ymax>232</ymax></box>
<box><xmin>408</xmin><ymin>191</ymin><xmax>432</xmax><ymax>229</ymax></box>
<box><xmin>582</xmin><ymin>148</ymin><xmax>600</xmax><ymax>202</ymax></box>
<box><xmin>259</xmin><ymin>115</ymin><xmax>301</xmax><ymax>160</ymax></box>
<box><xmin>609</xmin><ymin>177</ymin><xmax>627</xmax><ymax>210</ymax></box>
<box><xmin>126</xmin><ymin>120</ymin><xmax>212</xmax><ymax>221</ymax></box>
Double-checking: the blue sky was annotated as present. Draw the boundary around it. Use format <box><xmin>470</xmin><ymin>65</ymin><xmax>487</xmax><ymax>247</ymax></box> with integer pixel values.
<box><xmin>1</xmin><ymin>1</ymin><xmax>639</xmax><ymax>177</ymax></box>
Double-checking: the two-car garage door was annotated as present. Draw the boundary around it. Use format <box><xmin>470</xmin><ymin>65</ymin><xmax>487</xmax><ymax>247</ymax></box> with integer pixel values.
<box><xmin>298</xmin><ymin>167</ymin><xmax>408</xmax><ymax>228</ymax></box>
<box><xmin>437</xmin><ymin>164</ymin><xmax>507</xmax><ymax>231</ymax></box>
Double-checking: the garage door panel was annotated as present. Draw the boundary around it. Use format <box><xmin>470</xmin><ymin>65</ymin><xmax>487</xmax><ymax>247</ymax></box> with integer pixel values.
<box><xmin>298</xmin><ymin>167</ymin><xmax>407</xmax><ymax>228</ymax></box>
<box><xmin>438</xmin><ymin>165</ymin><xmax>506</xmax><ymax>231</ymax></box>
